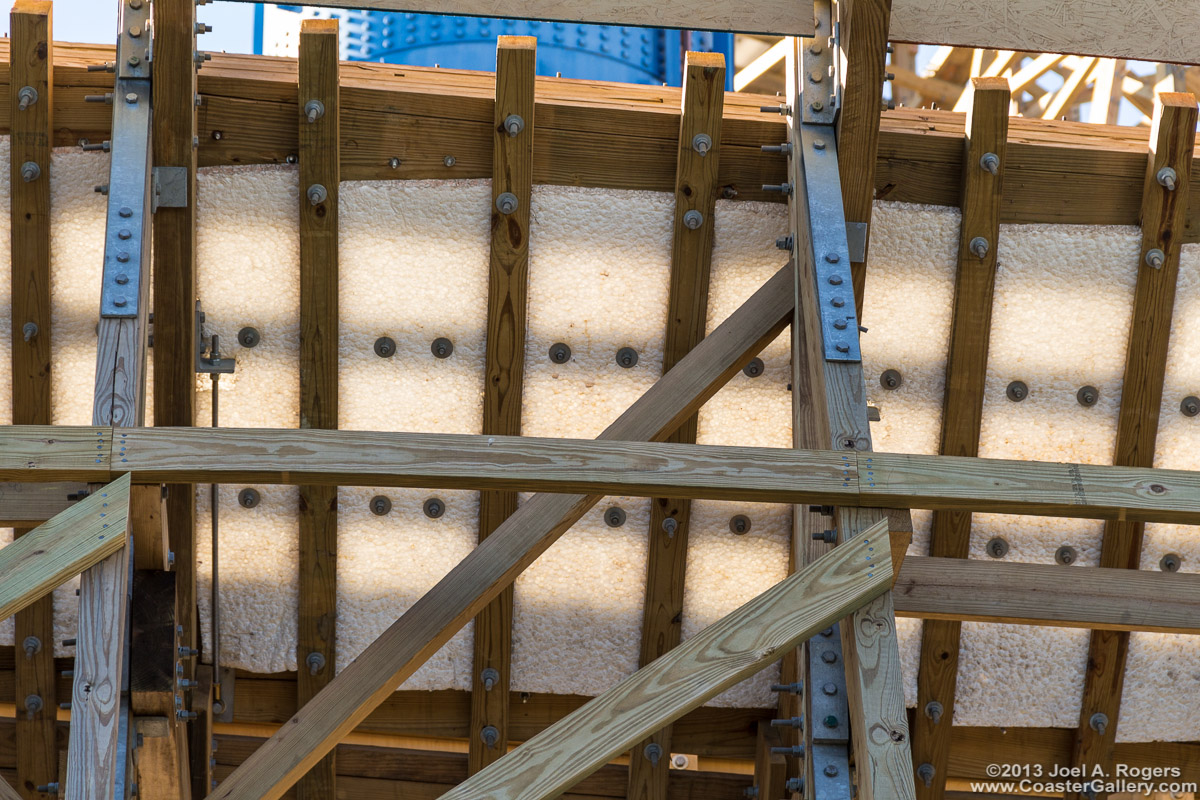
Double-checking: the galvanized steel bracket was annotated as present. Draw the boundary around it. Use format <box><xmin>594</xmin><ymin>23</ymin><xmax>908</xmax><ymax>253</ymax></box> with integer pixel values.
<box><xmin>153</xmin><ymin>167</ymin><xmax>189</xmax><ymax>210</ymax></box>
<box><xmin>99</xmin><ymin>77</ymin><xmax>152</xmax><ymax>319</ymax></box>
<box><xmin>800</xmin><ymin>0</ymin><xmax>839</xmax><ymax>124</ymax></box>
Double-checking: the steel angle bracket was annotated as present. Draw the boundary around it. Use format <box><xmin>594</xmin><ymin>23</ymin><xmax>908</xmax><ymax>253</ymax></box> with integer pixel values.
<box><xmin>799</xmin><ymin>123</ymin><xmax>861</xmax><ymax>362</ymax></box>
<box><xmin>99</xmin><ymin>80</ymin><xmax>153</xmax><ymax>319</ymax></box>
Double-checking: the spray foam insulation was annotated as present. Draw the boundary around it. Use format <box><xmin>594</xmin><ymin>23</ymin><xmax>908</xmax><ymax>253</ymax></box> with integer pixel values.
<box><xmin>0</xmin><ymin>146</ymin><xmax>1198</xmax><ymax>739</ymax></box>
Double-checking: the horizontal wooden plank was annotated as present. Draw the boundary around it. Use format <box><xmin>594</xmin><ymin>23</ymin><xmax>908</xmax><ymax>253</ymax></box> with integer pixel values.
<box><xmin>889</xmin><ymin>0</ymin><xmax>1200</xmax><ymax>65</ymax></box>
<box><xmin>0</xmin><ymin>481</ymin><xmax>87</xmax><ymax>527</ymax></box>
<box><xmin>223</xmin><ymin>0</ymin><xmax>813</xmax><ymax>36</ymax></box>
<box><xmin>0</xmin><ymin>474</ymin><xmax>129</xmax><ymax>622</ymax></box>
<box><xmin>0</xmin><ymin>426</ymin><xmax>111</xmax><ymax>482</ymax></box>
<box><xmin>440</xmin><ymin>522</ymin><xmax>894</xmax><ymax>800</ymax></box>
<box><xmin>894</xmin><ymin>556</ymin><xmax>1200</xmax><ymax>633</ymax></box>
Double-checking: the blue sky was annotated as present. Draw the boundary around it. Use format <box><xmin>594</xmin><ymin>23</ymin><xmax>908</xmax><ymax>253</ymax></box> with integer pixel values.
<box><xmin>0</xmin><ymin>0</ymin><xmax>256</xmax><ymax>52</ymax></box>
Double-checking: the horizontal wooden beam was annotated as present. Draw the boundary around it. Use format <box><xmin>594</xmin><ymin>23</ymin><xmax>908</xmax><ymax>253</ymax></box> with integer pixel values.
<box><xmin>5</xmin><ymin>426</ymin><xmax>1200</xmax><ymax>525</ymax></box>
<box><xmin>440</xmin><ymin>521</ymin><xmax>894</xmax><ymax>800</ymax></box>
<box><xmin>0</xmin><ymin>481</ymin><xmax>87</xmax><ymax>527</ymax></box>
<box><xmin>894</xmin><ymin>556</ymin><xmax>1200</xmax><ymax>634</ymax></box>
<box><xmin>889</xmin><ymin>0</ymin><xmax>1200</xmax><ymax>65</ymax></box>
<box><xmin>224</xmin><ymin>0</ymin><xmax>813</xmax><ymax>35</ymax></box>
<box><xmin>0</xmin><ymin>474</ymin><xmax>129</xmax><ymax>622</ymax></box>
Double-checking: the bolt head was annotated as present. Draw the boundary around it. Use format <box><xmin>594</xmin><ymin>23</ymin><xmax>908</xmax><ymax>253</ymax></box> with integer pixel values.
<box><xmin>1160</xmin><ymin>553</ymin><xmax>1182</xmax><ymax>572</ymax></box>
<box><xmin>1182</xmin><ymin>396</ymin><xmax>1199</xmax><ymax>417</ymax></box>
<box><xmin>743</xmin><ymin>357</ymin><xmax>764</xmax><ymax>378</ymax></box>
<box><xmin>237</xmin><ymin>327</ymin><xmax>261</xmax><ymax>348</ymax></box>
<box><xmin>1006</xmin><ymin>380</ymin><xmax>1028</xmax><ymax>402</ymax></box>
<box><xmin>374</xmin><ymin>336</ymin><xmax>396</xmax><ymax>358</ymax></box>
<box><xmin>987</xmin><ymin>536</ymin><xmax>1009</xmax><ymax>558</ymax></box>
<box><xmin>238</xmin><ymin>488</ymin><xmax>260</xmax><ymax>508</ymax></box>
<box><xmin>604</xmin><ymin>506</ymin><xmax>626</xmax><ymax>527</ymax></box>
<box><xmin>423</xmin><ymin>498</ymin><xmax>446</xmax><ymax>519</ymax></box>
<box><xmin>370</xmin><ymin>495</ymin><xmax>392</xmax><ymax>516</ymax></box>
<box><xmin>824</xmin><ymin>764</ymin><xmax>839</xmax><ymax>777</ymax></box>
<box><xmin>683</xmin><ymin>209</ymin><xmax>704</xmax><ymax>230</ymax></box>
<box><xmin>1077</xmin><ymin>385</ymin><xmax>1099</xmax><ymax>407</ymax></box>
<box><xmin>431</xmin><ymin>337</ymin><xmax>454</xmax><ymax>359</ymax></box>
<box><xmin>729</xmin><ymin>515</ymin><xmax>751</xmax><ymax>535</ymax></box>
<box><xmin>549</xmin><ymin>342</ymin><xmax>572</xmax><ymax>364</ymax></box>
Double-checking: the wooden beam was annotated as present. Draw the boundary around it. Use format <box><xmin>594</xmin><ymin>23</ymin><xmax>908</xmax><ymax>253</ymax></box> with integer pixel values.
<box><xmin>222</xmin><ymin>0</ymin><xmax>813</xmax><ymax>36</ymax></box>
<box><xmin>438</xmin><ymin>522</ymin><xmax>894</xmax><ymax>800</ymax></box>
<box><xmin>207</xmin><ymin>263</ymin><xmax>795</xmax><ymax>800</ymax></box>
<box><xmin>1072</xmin><ymin>92</ymin><xmax>1198</xmax><ymax>789</ymax></box>
<box><xmin>64</xmin><ymin>539</ymin><xmax>131</xmax><ymax>799</ymax></box>
<box><xmin>296</xmin><ymin>19</ymin><xmax>340</xmax><ymax>800</ymax></box>
<box><xmin>469</xmin><ymin>35</ymin><xmax>535</xmax><ymax>776</ymax></box>
<box><xmin>752</xmin><ymin>723</ymin><xmax>788</xmax><ymax>800</ymax></box>
<box><xmin>0</xmin><ymin>482</ymin><xmax>87</xmax><ymax>528</ymax></box>
<box><xmin>912</xmin><ymin>75</ymin><xmax>1009</xmax><ymax>800</ymax></box>
<box><xmin>0</xmin><ymin>475</ymin><xmax>131</xmax><ymax>623</ymax></box>
<box><xmin>888</xmin><ymin>0</ymin><xmax>1200</xmax><ymax>64</ymax></box>
<box><xmin>628</xmin><ymin>49</ymin><xmax>724</xmax><ymax>800</ymax></box>
<box><xmin>838</xmin><ymin>0</ymin><xmax>892</xmax><ymax>311</ymax></box>
<box><xmin>0</xmin><ymin>778</ymin><xmax>20</xmax><ymax>800</ymax></box>
<box><xmin>894</xmin><ymin>556</ymin><xmax>1200</xmax><ymax>634</ymax></box>
<box><xmin>128</xmin><ymin>484</ymin><xmax>169</xmax><ymax>571</ymax></box>
<box><xmin>148</xmin><ymin>0</ymin><xmax>201</xmax><ymax>786</ymax></box>
<box><xmin>785</xmin><ymin>37</ymin><xmax>912</xmax><ymax>800</ymax></box>
<box><xmin>9</xmin><ymin>3</ymin><xmax>55</xmax><ymax>794</ymax></box>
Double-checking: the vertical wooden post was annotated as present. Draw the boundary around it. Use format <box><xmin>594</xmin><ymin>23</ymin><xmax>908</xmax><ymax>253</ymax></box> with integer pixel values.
<box><xmin>753</xmin><ymin>723</ymin><xmax>789</xmax><ymax>800</ymax></box>
<box><xmin>1071</xmin><ymin>92</ymin><xmax>1197</xmax><ymax>793</ymax></box>
<box><xmin>837</xmin><ymin>0</ymin><xmax>892</xmax><ymax>313</ymax></box>
<box><xmin>626</xmin><ymin>49</ymin><xmax>725</xmax><ymax>800</ymax></box>
<box><xmin>911</xmin><ymin>76</ymin><xmax>1010</xmax><ymax>800</ymax></box>
<box><xmin>469</xmin><ymin>34</ymin><xmax>536</xmax><ymax>775</ymax></box>
<box><xmin>9</xmin><ymin>4</ymin><xmax>56</xmax><ymax>796</ymax></box>
<box><xmin>297</xmin><ymin>18</ymin><xmax>341</xmax><ymax>799</ymax></box>
<box><xmin>150</xmin><ymin>0</ymin><xmax>202</xmax><ymax>790</ymax></box>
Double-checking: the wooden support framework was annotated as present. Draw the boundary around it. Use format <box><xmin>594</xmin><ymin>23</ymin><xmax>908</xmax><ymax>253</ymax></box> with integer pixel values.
<box><xmin>148</xmin><ymin>0</ymin><xmax>201</xmax><ymax>788</ymax></box>
<box><xmin>209</xmin><ymin>262</ymin><xmax>796</xmax><ymax>800</ymax></box>
<box><xmin>627</xmin><ymin>49</ymin><xmax>724</xmax><ymax>800</ymax></box>
<box><xmin>469</xmin><ymin>34</ymin><xmax>535</xmax><ymax>775</ymax></box>
<box><xmin>8</xmin><ymin>3</ymin><xmax>55</xmax><ymax>795</ymax></box>
<box><xmin>784</xmin><ymin>34</ymin><xmax>914</xmax><ymax>800</ymax></box>
<box><xmin>296</xmin><ymin>18</ymin><xmax>340</xmax><ymax>799</ymax></box>
<box><xmin>752</xmin><ymin>723</ymin><xmax>788</xmax><ymax>800</ymax></box>
<box><xmin>837</xmin><ymin>0</ymin><xmax>892</xmax><ymax>311</ymax></box>
<box><xmin>1071</xmin><ymin>92</ymin><xmax>1198</xmax><ymax>787</ymax></box>
<box><xmin>440</xmin><ymin>522</ymin><xmax>895</xmax><ymax>800</ymax></box>
<box><xmin>913</xmin><ymin>76</ymin><xmax>1010</xmax><ymax>800</ymax></box>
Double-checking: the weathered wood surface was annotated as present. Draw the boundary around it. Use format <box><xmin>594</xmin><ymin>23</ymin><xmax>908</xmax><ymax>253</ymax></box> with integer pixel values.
<box><xmin>914</xmin><ymin>76</ymin><xmax>1010</xmax><ymax>800</ymax></box>
<box><xmin>0</xmin><ymin>427</ymin><xmax>111</xmax><ymax>482</ymax></box>
<box><xmin>1073</xmin><ymin>92</ymin><xmax>1199</xmax><ymax>784</ymax></box>
<box><xmin>471</xmin><ymin>34</ymin><xmax>535</xmax><ymax>775</ymax></box>
<box><xmin>0</xmin><ymin>475</ymin><xmax>130</xmax><ymax>622</ymax></box>
<box><xmin>208</xmin><ymin>264</ymin><xmax>795</xmax><ymax>800</ymax></box>
<box><xmin>894</xmin><ymin>556</ymin><xmax>1200</xmax><ymax>633</ymax></box>
<box><xmin>629</xmin><ymin>49</ymin><xmax>724</xmax><ymax>800</ymax></box>
<box><xmin>225</xmin><ymin>0</ymin><xmax>814</xmax><ymax>35</ymax></box>
<box><xmin>439</xmin><ymin>522</ymin><xmax>894</xmax><ymax>800</ymax></box>
<box><xmin>0</xmin><ymin>480</ymin><xmax>82</xmax><ymax>526</ymax></box>
<box><xmin>889</xmin><ymin>0</ymin><xmax>1200</xmax><ymax>65</ymax></box>
<box><xmin>297</xmin><ymin>19</ymin><xmax>341</xmax><ymax>799</ymax></box>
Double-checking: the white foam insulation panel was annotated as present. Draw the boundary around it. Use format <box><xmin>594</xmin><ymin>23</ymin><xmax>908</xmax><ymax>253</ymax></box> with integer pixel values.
<box><xmin>1</xmin><ymin>145</ymin><xmax>1199</xmax><ymax>740</ymax></box>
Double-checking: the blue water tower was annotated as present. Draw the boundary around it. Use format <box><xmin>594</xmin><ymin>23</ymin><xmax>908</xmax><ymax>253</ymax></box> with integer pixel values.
<box><xmin>256</xmin><ymin>5</ymin><xmax>734</xmax><ymax>90</ymax></box>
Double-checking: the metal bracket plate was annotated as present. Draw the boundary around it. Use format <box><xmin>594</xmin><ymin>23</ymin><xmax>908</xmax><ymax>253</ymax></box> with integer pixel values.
<box><xmin>799</xmin><ymin>123</ymin><xmax>861</xmax><ymax>362</ymax></box>
<box><xmin>216</xmin><ymin>667</ymin><xmax>235</xmax><ymax>723</ymax></box>
<box><xmin>800</xmin><ymin>0</ymin><xmax>839</xmax><ymax>124</ymax></box>
<box><xmin>195</xmin><ymin>303</ymin><xmax>236</xmax><ymax>375</ymax></box>
<box><xmin>99</xmin><ymin>78</ymin><xmax>152</xmax><ymax>318</ymax></box>
<box><xmin>846</xmin><ymin>221</ymin><xmax>869</xmax><ymax>263</ymax></box>
<box><xmin>810</xmin><ymin>742</ymin><xmax>853</xmax><ymax>800</ymax></box>
<box><xmin>153</xmin><ymin>167</ymin><xmax>189</xmax><ymax>211</ymax></box>
<box><xmin>808</xmin><ymin>623</ymin><xmax>850</xmax><ymax>743</ymax></box>
<box><xmin>116</xmin><ymin>0</ymin><xmax>151</xmax><ymax>80</ymax></box>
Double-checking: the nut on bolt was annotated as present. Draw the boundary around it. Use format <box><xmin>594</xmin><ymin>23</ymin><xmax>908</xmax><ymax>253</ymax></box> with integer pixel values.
<box><xmin>924</xmin><ymin>700</ymin><xmax>943</xmax><ymax>724</ymax></box>
<box><xmin>481</xmin><ymin>667</ymin><xmax>500</xmax><ymax>691</ymax></box>
<box><xmin>1145</xmin><ymin>248</ymin><xmax>1166</xmax><ymax>269</ymax></box>
<box><xmin>17</xmin><ymin>85</ymin><xmax>37</xmax><ymax>111</ymax></box>
<box><xmin>369</xmin><ymin>495</ymin><xmax>392</xmax><ymax>516</ymax></box>
<box><xmin>304</xmin><ymin>99</ymin><xmax>325</xmax><ymax>123</ymax></box>
<box><xmin>1157</xmin><ymin>166</ymin><xmax>1178</xmax><ymax>191</ymax></box>
<box><xmin>1006</xmin><ymin>380</ymin><xmax>1028</xmax><ymax>402</ymax></box>
<box><xmin>423</xmin><ymin>497</ymin><xmax>445</xmax><ymax>519</ymax></box>
<box><xmin>986</xmin><ymin>536</ymin><xmax>1009</xmax><ymax>558</ymax></box>
<box><xmin>616</xmin><ymin>347</ymin><xmax>638</xmax><ymax>368</ymax></box>
<box><xmin>1055</xmin><ymin>545</ymin><xmax>1077</xmax><ymax>565</ymax></box>
<box><xmin>307</xmin><ymin>183</ymin><xmax>328</xmax><ymax>206</ymax></box>
<box><xmin>691</xmin><ymin>133</ymin><xmax>712</xmax><ymax>156</ymax></box>
<box><xmin>729</xmin><ymin>514</ymin><xmax>751</xmax><ymax>535</ymax></box>
<box><xmin>979</xmin><ymin>152</ymin><xmax>1000</xmax><ymax>175</ymax></box>
<box><xmin>683</xmin><ymin>210</ymin><xmax>704</xmax><ymax>230</ymax></box>
<box><xmin>306</xmin><ymin>652</ymin><xmax>326</xmax><ymax>675</ymax></box>
<box><xmin>431</xmin><ymin>337</ymin><xmax>454</xmax><ymax>358</ymax></box>
<box><xmin>1182</xmin><ymin>396</ymin><xmax>1200</xmax><ymax>417</ymax></box>
<box><xmin>374</xmin><ymin>336</ymin><xmax>396</xmax><ymax>358</ymax></box>
<box><xmin>1077</xmin><ymin>385</ymin><xmax>1098</xmax><ymax>407</ymax></box>
<box><xmin>503</xmin><ymin>114</ymin><xmax>524</xmax><ymax>137</ymax></box>
<box><xmin>1160</xmin><ymin>553</ymin><xmax>1182</xmax><ymax>572</ymax></box>
<box><xmin>968</xmin><ymin>236</ymin><xmax>989</xmax><ymax>259</ymax></box>
<box><xmin>1089</xmin><ymin>712</ymin><xmax>1109</xmax><ymax>736</ymax></box>
<box><xmin>604</xmin><ymin>506</ymin><xmax>626</xmax><ymax>527</ymax></box>
<box><xmin>496</xmin><ymin>192</ymin><xmax>519</xmax><ymax>214</ymax></box>
<box><xmin>917</xmin><ymin>763</ymin><xmax>936</xmax><ymax>788</ymax></box>
<box><xmin>549</xmin><ymin>342</ymin><xmax>571</xmax><ymax>363</ymax></box>
<box><xmin>481</xmin><ymin>725</ymin><xmax>500</xmax><ymax>748</ymax></box>
<box><xmin>880</xmin><ymin>368</ymin><xmax>902</xmax><ymax>390</ymax></box>
<box><xmin>238</xmin><ymin>488</ymin><xmax>260</xmax><ymax>508</ymax></box>
<box><xmin>20</xmin><ymin>161</ymin><xmax>41</xmax><ymax>182</ymax></box>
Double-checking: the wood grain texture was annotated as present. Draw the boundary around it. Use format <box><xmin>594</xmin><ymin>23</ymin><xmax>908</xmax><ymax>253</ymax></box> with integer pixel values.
<box><xmin>439</xmin><ymin>522</ymin><xmax>893</xmax><ymax>800</ymax></box>
<box><xmin>129</xmin><ymin>484</ymin><xmax>168</xmax><ymax>571</ymax></box>
<box><xmin>297</xmin><ymin>19</ymin><xmax>340</xmax><ymax>799</ymax></box>
<box><xmin>134</xmin><ymin>714</ymin><xmax>191</xmax><ymax>800</ymax></box>
<box><xmin>837</xmin><ymin>0</ymin><xmax>891</xmax><ymax>311</ymax></box>
<box><xmin>0</xmin><ymin>474</ymin><xmax>130</xmax><ymax>622</ymax></box>
<box><xmin>470</xmin><ymin>35</ymin><xmax>535</xmax><ymax>775</ymax></box>
<box><xmin>222</xmin><ymin>0</ymin><xmax>814</xmax><ymax>35</ymax></box>
<box><xmin>889</xmin><ymin>0</ymin><xmax>1200</xmax><ymax>65</ymax></box>
<box><xmin>894</xmin><ymin>556</ymin><xmax>1200</xmax><ymax>632</ymax></box>
<box><xmin>1072</xmin><ymin>92</ymin><xmax>1198</xmax><ymax>786</ymax></box>
<box><xmin>629</xmin><ymin>50</ymin><xmax>724</xmax><ymax>800</ymax></box>
<box><xmin>208</xmin><ymin>263</ymin><xmax>795</xmax><ymax>800</ymax></box>
<box><xmin>914</xmin><ymin>76</ymin><xmax>1010</xmax><ymax>800</ymax></box>
<box><xmin>0</xmin><ymin>482</ymin><xmax>86</xmax><ymax>527</ymax></box>
<box><xmin>63</xmin><ymin>541</ymin><xmax>130</xmax><ymax>799</ymax></box>
<box><xmin>8</xmin><ymin>9</ymin><xmax>54</xmax><ymax>792</ymax></box>
<box><xmin>785</xmin><ymin>37</ymin><xmax>914</xmax><ymax>800</ymax></box>
<box><xmin>752</xmin><ymin>723</ymin><xmax>787</xmax><ymax>800</ymax></box>
<box><xmin>148</xmin><ymin>1</ymin><xmax>201</xmax><ymax>785</ymax></box>
<box><xmin>0</xmin><ymin>426</ymin><xmax>111</xmax><ymax>483</ymax></box>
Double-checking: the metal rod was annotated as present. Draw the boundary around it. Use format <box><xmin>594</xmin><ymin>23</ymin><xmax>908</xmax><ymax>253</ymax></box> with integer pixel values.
<box><xmin>210</xmin><ymin>334</ymin><xmax>222</xmax><ymax>705</ymax></box>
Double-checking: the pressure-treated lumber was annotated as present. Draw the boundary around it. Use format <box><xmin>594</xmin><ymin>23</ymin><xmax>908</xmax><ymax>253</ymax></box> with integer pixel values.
<box><xmin>470</xmin><ymin>35</ymin><xmax>535</xmax><ymax>775</ymax></box>
<box><xmin>838</xmin><ymin>0</ymin><xmax>892</xmax><ymax>311</ymax></box>
<box><xmin>628</xmin><ymin>49</ymin><xmax>724</xmax><ymax>800</ymax></box>
<box><xmin>0</xmin><ymin>482</ymin><xmax>86</xmax><ymax>527</ymax></box>
<box><xmin>913</xmin><ymin>76</ymin><xmax>1010</xmax><ymax>800</ymax></box>
<box><xmin>784</xmin><ymin>38</ymin><xmax>913</xmax><ymax>800</ymax></box>
<box><xmin>752</xmin><ymin>724</ymin><xmax>788</xmax><ymax>800</ymax></box>
<box><xmin>0</xmin><ymin>475</ymin><xmax>130</xmax><ymax>623</ymax></box>
<box><xmin>148</xmin><ymin>0</ymin><xmax>202</xmax><ymax>786</ymax></box>
<box><xmin>297</xmin><ymin>19</ymin><xmax>340</xmax><ymax>799</ymax></box>
<box><xmin>0</xmin><ymin>778</ymin><xmax>20</xmax><ymax>800</ymax></box>
<box><xmin>225</xmin><ymin>0</ymin><xmax>813</xmax><ymax>36</ymax></box>
<box><xmin>888</xmin><ymin>0</ymin><xmax>1200</xmax><ymax>65</ymax></box>
<box><xmin>1072</xmin><ymin>92</ymin><xmax>1198</xmax><ymax>786</ymax></box>
<box><xmin>128</xmin><ymin>484</ymin><xmax>169</xmax><ymax>571</ymax></box>
<box><xmin>438</xmin><ymin>522</ymin><xmax>894</xmax><ymax>800</ymax></box>
<box><xmin>9</xmin><ymin>5</ymin><xmax>55</xmax><ymax>794</ymax></box>
<box><xmin>207</xmin><ymin>262</ymin><xmax>795</xmax><ymax>800</ymax></box>
<box><xmin>64</xmin><ymin>538</ymin><xmax>131</xmax><ymax>799</ymax></box>
<box><xmin>893</xmin><ymin>556</ymin><xmax>1200</xmax><ymax>634</ymax></box>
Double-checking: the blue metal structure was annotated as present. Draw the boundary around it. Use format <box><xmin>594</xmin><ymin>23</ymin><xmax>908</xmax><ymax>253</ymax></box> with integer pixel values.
<box><xmin>255</xmin><ymin>5</ymin><xmax>734</xmax><ymax>90</ymax></box>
